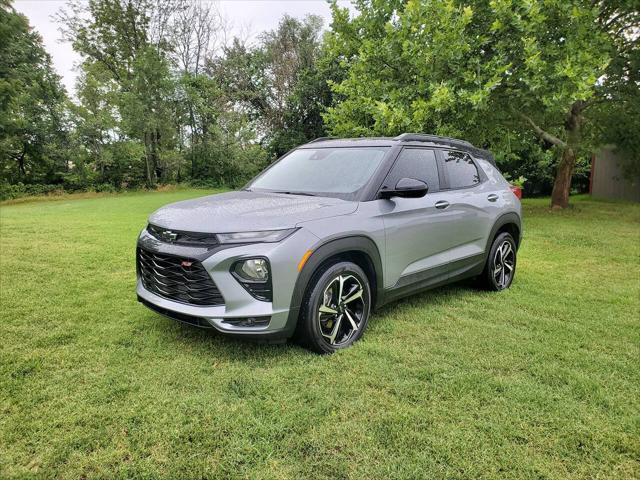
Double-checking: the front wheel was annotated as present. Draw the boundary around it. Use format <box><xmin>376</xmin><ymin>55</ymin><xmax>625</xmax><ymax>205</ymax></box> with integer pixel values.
<box><xmin>480</xmin><ymin>232</ymin><xmax>517</xmax><ymax>291</ymax></box>
<box><xmin>296</xmin><ymin>261</ymin><xmax>371</xmax><ymax>354</ymax></box>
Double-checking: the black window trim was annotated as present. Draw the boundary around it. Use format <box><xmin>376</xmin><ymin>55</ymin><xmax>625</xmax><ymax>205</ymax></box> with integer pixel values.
<box><xmin>377</xmin><ymin>146</ymin><xmax>442</xmax><ymax>197</ymax></box>
<box><xmin>436</xmin><ymin>148</ymin><xmax>487</xmax><ymax>191</ymax></box>
<box><xmin>244</xmin><ymin>142</ymin><xmax>489</xmax><ymax>202</ymax></box>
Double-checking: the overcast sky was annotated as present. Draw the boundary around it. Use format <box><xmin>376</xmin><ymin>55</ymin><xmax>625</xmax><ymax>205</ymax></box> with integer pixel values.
<box><xmin>14</xmin><ymin>0</ymin><xmax>354</xmax><ymax>95</ymax></box>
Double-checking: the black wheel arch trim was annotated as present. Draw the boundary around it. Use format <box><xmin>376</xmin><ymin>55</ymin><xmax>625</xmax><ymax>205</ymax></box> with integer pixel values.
<box><xmin>376</xmin><ymin>214</ymin><xmax>521</xmax><ymax>309</ymax></box>
<box><xmin>486</xmin><ymin>212</ymin><xmax>522</xmax><ymax>256</ymax></box>
<box><xmin>280</xmin><ymin>216</ymin><xmax>520</xmax><ymax>339</ymax></box>
<box><xmin>283</xmin><ymin>235</ymin><xmax>384</xmax><ymax>338</ymax></box>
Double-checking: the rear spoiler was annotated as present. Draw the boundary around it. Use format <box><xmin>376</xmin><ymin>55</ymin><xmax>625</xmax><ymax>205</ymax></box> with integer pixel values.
<box><xmin>470</xmin><ymin>147</ymin><xmax>498</xmax><ymax>170</ymax></box>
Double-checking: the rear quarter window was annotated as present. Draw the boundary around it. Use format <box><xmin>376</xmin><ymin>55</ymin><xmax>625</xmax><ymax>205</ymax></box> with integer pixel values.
<box><xmin>442</xmin><ymin>150</ymin><xmax>480</xmax><ymax>189</ymax></box>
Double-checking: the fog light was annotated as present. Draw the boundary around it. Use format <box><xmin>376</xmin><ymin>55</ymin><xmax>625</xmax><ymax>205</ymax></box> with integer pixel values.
<box><xmin>231</xmin><ymin>258</ymin><xmax>273</xmax><ymax>302</ymax></box>
<box><xmin>222</xmin><ymin>316</ymin><xmax>271</xmax><ymax>327</ymax></box>
<box><xmin>237</xmin><ymin>258</ymin><xmax>269</xmax><ymax>281</ymax></box>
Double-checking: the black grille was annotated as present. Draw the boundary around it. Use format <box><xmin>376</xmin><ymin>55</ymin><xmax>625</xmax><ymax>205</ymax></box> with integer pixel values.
<box><xmin>147</xmin><ymin>224</ymin><xmax>219</xmax><ymax>248</ymax></box>
<box><xmin>137</xmin><ymin>248</ymin><xmax>224</xmax><ymax>306</ymax></box>
<box><xmin>239</xmin><ymin>282</ymin><xmax>273</xmax><ymax>302</ymax></box>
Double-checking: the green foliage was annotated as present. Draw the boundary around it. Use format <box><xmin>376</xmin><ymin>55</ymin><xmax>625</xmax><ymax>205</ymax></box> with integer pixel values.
<box><xmin>187</xmin><ymin>142</ymin><xmax>269</xmax><ymax>188</ymax></box>
<box><xmin>322</xmin><ymin>0</ymin><xmax>626</xmax><ymax>203</ymax></box>
<box><xmin>324</xmin><ymin>0</ymin><xmax>609</xmax><ymax>139</ymax></box>
<box><xmin>0</xmin><ymin>182</ymin><xmax>63</xmax><ymax>201</ymax></box>
<box><xmin>490</xmin><ymin>131</ymin><xmax>593</xmax><ymax>195</ymax></box>
<box><xmin>45</xmin><ymin>2</ymin><xmax>321</xmax><ymax>195</ymax></box>
<box><xmin>0</xmin><ymin>0</ymin><xmax>70</xmax><ymax>186</ymax></box>
<box><xmin>60</xmin><ymin>0</ymin><xmax>179</xmax><ymax>186</ymax></box>
<box><xmin>587</xmin><ymin>1</ymin><xmax>640</xmax><ymax>179</ymax></box>
<box><xmin>213</xmin><ymin>15</ymin><xmax>332</xmax><ymax>158</ymax></box>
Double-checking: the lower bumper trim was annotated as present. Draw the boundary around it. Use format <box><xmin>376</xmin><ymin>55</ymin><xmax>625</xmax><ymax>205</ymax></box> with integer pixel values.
<box><xmin>137</xmin><ymin>295</ymin><xmax>296</xmax><ymax>342</ymax></box>
<box><xmin>138</xmin><ymin>296</ymin><xmax>213</xmax><ymax>329</ymax></box>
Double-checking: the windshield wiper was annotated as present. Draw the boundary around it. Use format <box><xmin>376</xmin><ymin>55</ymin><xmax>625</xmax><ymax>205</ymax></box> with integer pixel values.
<box><xmin>272</xmin><ymin>191</ymin><xmax>316</xmax><ymax>197</ymax></box>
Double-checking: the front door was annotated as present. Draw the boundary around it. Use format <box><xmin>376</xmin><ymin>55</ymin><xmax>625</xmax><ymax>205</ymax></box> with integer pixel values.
<box><xmin>380</xmin><ymin>147</ymin><xmax>459</xmax><ymax>288</ymax></box>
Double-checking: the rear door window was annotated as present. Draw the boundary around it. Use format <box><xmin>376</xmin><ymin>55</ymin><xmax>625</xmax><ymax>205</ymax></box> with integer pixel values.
<box><xmin>442</xmin><ymin>150</ymin><xmax>480</xmax><ymax>189</ymax></box>
<box><xmin>383</xmin><ymin>148</ymin><xmax>439</xmax><ymax>192</ymax></box>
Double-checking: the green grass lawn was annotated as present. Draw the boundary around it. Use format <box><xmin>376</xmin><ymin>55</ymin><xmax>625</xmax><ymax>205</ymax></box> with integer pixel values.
<box><xmin>1</xmin><ymin>191</ymin><xmax>639</xmax><ymax>479</ymax></box>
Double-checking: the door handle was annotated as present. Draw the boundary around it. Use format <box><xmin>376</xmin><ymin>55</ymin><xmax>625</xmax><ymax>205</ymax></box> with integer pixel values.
<box><xmin>435</xmin><ymin>200</ymin><xmax>450</xmax><ymax>209</ymax></box>
<box><xmin>487</xmin><ymin>193</ymin><xmax>499</xmax><ymax>202</ymax></box>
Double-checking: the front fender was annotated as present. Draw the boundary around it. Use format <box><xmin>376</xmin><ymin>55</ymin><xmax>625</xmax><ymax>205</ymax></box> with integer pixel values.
<box><xmin>283</xmin><ymin>235</ymin><xmax>384</xmax><ymax>336</ymax></box>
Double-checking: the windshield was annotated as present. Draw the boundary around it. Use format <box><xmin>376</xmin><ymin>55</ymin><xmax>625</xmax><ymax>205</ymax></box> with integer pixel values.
<box><xmin>248</xmin><ymin>147</ymin><xmax>389</xmax><ymax>200</ymax></box>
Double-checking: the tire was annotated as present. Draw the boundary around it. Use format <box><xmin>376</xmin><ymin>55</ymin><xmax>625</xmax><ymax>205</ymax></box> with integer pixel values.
<box><xmin>296</xmin><ymin>261</ymin><xmax>372</xmax><ymax>354</ymax></box>
<box><xmin>480</xmin><ymin>232</ymin><xmax>517</xmax><ymax>291</ymax></box>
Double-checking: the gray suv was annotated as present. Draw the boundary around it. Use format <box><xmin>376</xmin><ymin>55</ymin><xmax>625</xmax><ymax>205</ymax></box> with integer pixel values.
<box><xmin>137</xmin><ymin>134</ymin><xmax>521</xmax><ymax>353</ymax></box>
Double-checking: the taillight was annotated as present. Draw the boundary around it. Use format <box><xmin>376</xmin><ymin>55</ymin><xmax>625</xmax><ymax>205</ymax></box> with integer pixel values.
<box><xmin>510</xmin><ymin>185</ymin><xmax>522</xmax><ymax>199</ymax></box>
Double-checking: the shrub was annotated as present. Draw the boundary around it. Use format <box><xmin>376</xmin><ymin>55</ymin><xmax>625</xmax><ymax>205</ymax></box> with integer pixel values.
<box><xmin>0</xmin><ymin>183</ymin><xmax>65</xmax><ymax>201</ymax></box>
<box><xmin>93</xmin><ymin>183</ymin><xmax>118</xmax><ymax>193</ymax></box>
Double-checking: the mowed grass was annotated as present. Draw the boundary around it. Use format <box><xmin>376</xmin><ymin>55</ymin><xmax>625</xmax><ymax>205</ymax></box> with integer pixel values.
<box><xmin>1</xmin><ymin>190</ymin><xmax>639</xmax><ymax>479</ymax></box>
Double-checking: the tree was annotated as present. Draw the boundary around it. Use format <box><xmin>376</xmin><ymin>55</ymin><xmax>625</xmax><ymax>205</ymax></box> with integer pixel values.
<box><xmin>170</xmin><ymin>0</ymin><xmax>225</xmax><ymax>76</ymax></box>
<box><xmin>169</xmin><ymin>1</ymin><xmax>229</xmax><ymax>178</ymax></box>
<box><xmin>213</xmin><ymin>15</ymin><xmax>332</xmax><ymax>157</ymax></box>
<box><xmin>59</xmin><ymin>0</ymin><xmax>179</xmax><ymax>186</ymax></box>
<box><xmin>69</xmin><ymin>62</ymin><xmax>118</xmax><ymax>183</ymax></box>
<box><xmin>118</xmin><ymin>46</ymin><xmax>178</xmax><ymax>183</ymax></box>
<box><xmin>323</xmin><ymin>0</ymin><xmax>625</xmax><ymax>208</ymax></box>
<box><xmin>0</xmin><ymin>0</ymin><xmax>69</xmax><ymax>185</ymax></box>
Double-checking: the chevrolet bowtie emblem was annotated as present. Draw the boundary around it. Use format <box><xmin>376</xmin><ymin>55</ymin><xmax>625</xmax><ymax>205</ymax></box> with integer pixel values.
<box><xmin>160</xmin><ymin>229</ymin><xmax>178</xmax><ymax>243</ymax></box>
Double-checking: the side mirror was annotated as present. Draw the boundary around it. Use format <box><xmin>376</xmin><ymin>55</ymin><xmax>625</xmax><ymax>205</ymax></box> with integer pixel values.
<box><xmin>379</xmin><ymin>178</ymin><xmax>428</xmax><ymax>199</ymax></box>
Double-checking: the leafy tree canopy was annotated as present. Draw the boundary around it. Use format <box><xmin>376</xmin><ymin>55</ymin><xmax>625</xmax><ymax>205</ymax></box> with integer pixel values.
<box><xmin>0</xmin><ymin>0</ymin><xmax>69</xmax><ymax>185</ymax></box>
<box><xmin>212</xmin><ymin>14</ymin><xmax>333</xmax><ymax>156</ymax></box>
<box><xmin>324</xmin><ymin>0</ymin><xmax>637</xmax><ymax>207</ymax></box>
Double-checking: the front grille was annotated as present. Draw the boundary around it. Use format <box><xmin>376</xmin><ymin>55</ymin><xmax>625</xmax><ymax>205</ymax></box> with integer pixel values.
<box><xmin>137</xmin><ymin>248</ymin><xmax>224</xmax><ymax>306</ymax></box>
<box><xmin>147</xmin><ymin>224</ymin><xmax>219</xmax><ymax>248</ymax></box>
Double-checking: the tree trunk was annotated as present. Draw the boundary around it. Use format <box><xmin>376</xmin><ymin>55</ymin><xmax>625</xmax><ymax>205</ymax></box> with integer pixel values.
<box><xmin>17</xmin><ymin>144</ymin><xmax>27</xmax><ymax>176</ymax></box>
<box><xmin>189</xmin><ymin>103</ymin><xmax>197</xmax><ymax>178</ymax></box>
<box><xmin>153</xmin><ymin>129</ymin><xmax>162</xmax><ymax>182</ymax></box>
<box><xmin>18</xmin><ymin>152</ymin><xmax>26</xmax><ymax>176</ymax></box>
<box><xmin>550</xmin><ymin>102</ymin><xmax>583</xmax><ymax>209</ymax></box>
<box><xmin>550</xmin><ymin>147</ymin><xmax>576</xmax><ymax>209</ymax></box>
<box><xmin>143</xmin><ymin>131</ymin><xmax>156</xmax><ymax>187</ymax></box>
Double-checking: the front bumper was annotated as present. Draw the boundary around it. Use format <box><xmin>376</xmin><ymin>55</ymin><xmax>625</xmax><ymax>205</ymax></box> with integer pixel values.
<box><xmin>136</xmin><ymin>227</ymin><xmax>319</xmax><ymax>339</ymax></box>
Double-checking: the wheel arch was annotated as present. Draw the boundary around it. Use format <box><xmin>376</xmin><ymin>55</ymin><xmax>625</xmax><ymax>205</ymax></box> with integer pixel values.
<box><xmin>285</xmin><ymin>235</ymin><xmax>384</xmax><ymax>336</ymax></box>
<box><xmin>486</xmin><ymin>213</ymin><xmax>522</xmax><ymax>255</ymax></box>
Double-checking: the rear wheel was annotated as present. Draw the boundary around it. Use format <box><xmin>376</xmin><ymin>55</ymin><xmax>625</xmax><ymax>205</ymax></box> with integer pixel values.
<box><xmin>296</xmin><ymin>261</ymin><xmax>371</xmax><ymax>354</ymax></box>
<box><xmin>480</xmin><ymin>232</ymin><xmax>517</xmax><ymax>291</ymax></box>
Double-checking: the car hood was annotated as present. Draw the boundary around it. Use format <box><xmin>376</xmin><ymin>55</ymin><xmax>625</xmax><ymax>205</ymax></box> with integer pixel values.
<box><xmin>148</xmin><ymin>190</ymin><xmax>358</xmax><ymax>233</ymax></box>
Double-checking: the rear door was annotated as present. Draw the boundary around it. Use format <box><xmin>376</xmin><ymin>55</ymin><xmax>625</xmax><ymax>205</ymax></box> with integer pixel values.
<box><xmin>433</xmin><ymin>150</ymin><xmax>494</xmax><ymax>272</ymax></box>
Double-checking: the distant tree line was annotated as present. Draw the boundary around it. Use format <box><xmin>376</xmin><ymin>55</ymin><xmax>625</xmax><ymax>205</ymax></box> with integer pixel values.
<box><xmin>1</xmin><ymin>0</ymin><xmax>638</xmax><ymax>208</ymax></box>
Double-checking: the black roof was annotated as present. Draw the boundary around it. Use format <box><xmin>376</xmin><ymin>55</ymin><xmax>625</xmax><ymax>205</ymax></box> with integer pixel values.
<box><xmin>303</xmin><ymin>133</ymin><xmax>496</xmax><ymax>166</ymax></box>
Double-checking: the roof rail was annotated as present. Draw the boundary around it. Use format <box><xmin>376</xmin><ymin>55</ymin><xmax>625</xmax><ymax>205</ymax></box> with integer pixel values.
<box><xmin>394</xmin><ymin>133</ymin><xmax>474</xmax><ymax>147</ymax></box>
<box><xmin>303</xmin><ymin>133</ymin><xmax>498</xmax><ymax>168</ymax></box>
<box><xmin>395</xmin><ymin>133</ymin><xmax>497</xmax><ymax>167</ymax></box>
<box><xmin>306</xmin><ymin>137</ymin><xmax>336</xmax><ymax>144</ymax></box>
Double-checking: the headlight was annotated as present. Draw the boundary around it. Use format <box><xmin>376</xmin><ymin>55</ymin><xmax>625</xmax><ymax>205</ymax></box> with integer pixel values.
<box><xmin>216</xmin><ymin>228</ymin><xmax>297</xmax><ymax>244</ymax></box>
<box><xmin>231</xmin><ymin>258</ymin><xmax>272</xmax><ymax>302</ymax></box>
